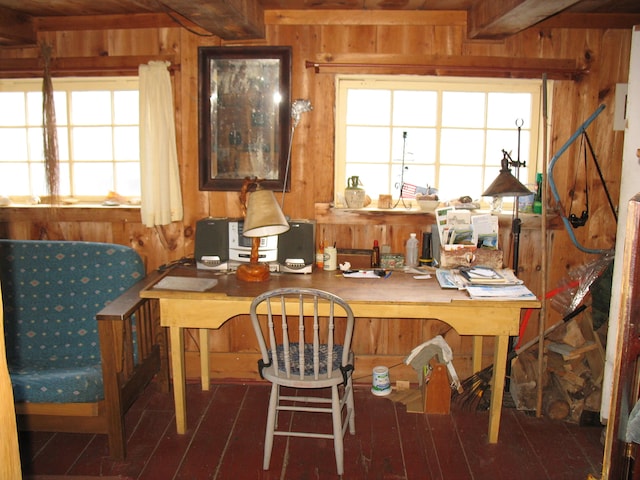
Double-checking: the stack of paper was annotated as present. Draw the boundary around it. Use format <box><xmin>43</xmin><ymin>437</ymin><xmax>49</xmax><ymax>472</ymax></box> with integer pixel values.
<box><xmin>465</xmin><ymin>284</ymin><xmax>536</xmax><ymax>300</ymax></box>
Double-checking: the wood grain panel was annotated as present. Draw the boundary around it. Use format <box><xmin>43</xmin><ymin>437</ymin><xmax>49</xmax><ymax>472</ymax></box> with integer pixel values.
<box><xmin>0</xmin><ymin>12</ymin><xmax>630</xmax><ymax>382</ymax></box>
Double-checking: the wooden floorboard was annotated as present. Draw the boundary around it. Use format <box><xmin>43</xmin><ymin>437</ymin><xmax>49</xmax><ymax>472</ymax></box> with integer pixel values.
<box><xmin>18</xmin><ymin>381</ymin><xmax>605</xmax><ymax>479</ymax></box>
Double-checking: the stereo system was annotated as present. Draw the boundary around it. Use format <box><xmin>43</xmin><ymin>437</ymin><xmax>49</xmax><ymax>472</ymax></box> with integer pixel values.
<box><xmin>194</xmin><ymin>217</ymin><xmax>316</xmax><ymax>274</ymax></box>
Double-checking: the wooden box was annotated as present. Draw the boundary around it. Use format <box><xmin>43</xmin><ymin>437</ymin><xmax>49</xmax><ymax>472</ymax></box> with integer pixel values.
<box><xmin>439</xmin><ymin>246</ymin><xmax>503</xmax><ymax>269</ymax></box>
<box><xmin>337</xmin><ymin>248</ymin><xmax>372</xmax><ymax>269</ymax></box>
<box><xmin>423</xmin><ymin>363</ymin><xmax>451</xmax><ymax>415</ymax></box>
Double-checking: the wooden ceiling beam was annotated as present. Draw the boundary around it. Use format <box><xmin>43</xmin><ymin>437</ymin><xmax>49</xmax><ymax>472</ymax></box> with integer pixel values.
<box><xmin>161</xmin><ymin>0</ymin><xmax>265</xmax><ymax>39</ymax></box>
<box><xmin>467</xmin><ymin>0</ymin><xmax>582</xmax><ymax>39</ymax></box>
<box><xmin>0</xmin><ymin>5</ymin><xmax>36</xmax><ymax>47</ymax></box>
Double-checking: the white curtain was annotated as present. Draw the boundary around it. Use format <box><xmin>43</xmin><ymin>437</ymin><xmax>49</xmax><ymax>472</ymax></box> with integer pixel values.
<box><xmin>139</xmin><ymin>61</ymin><xmax>183</xmax><ymax>227</ymax></box>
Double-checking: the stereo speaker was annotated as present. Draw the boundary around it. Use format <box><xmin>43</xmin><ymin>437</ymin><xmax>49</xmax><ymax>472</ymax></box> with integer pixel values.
<box><xmin>430</xmin><ymin>224</ymin><xmax>441</xmax><ymax>265</ymax></box>
<box><xmin>194</xmin><ymin>217</ymin><xmax>229</xmax><ymax>268</ymax></box>
<box><xmin>278</xmin><ymin>219</ymin><xmax>316</xmax><ymax>271</ymax></box>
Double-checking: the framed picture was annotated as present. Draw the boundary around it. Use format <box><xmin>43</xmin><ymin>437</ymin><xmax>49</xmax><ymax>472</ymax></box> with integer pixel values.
<box><xmin>198</xmin><ymin>46</ymin><xmax>292</xmax><ymax>191</ymax></box>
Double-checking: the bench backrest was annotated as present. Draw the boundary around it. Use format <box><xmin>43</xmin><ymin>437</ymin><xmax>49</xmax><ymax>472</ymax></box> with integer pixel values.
<box><xmin>0</xmin><ymin>240</ymin><xmax>144</xmax><ymax>367</ymax></box>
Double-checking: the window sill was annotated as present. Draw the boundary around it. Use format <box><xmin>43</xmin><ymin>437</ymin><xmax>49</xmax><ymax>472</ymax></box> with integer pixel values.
<box><xmin>314</xmin><ymin>202</ymin><xmax>553</xmax><ymax>231</ymax></box>
<box><xmin>0</xmin><ymin>203</ymin><xmax>141</xmax><ymax>223</ymax></box>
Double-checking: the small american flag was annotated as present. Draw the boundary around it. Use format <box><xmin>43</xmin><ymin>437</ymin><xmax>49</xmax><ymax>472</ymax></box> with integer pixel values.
<box><xmin>401</xmin><ymin>183</ymin><xmax>428</xmax><ymax>198</ymax></box>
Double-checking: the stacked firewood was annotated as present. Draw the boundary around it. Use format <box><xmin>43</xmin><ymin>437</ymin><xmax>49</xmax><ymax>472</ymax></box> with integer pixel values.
<box><xmin>510</xmin><ymin>311</ymin><xmax>605</xmax><ymax>424</ymax></box>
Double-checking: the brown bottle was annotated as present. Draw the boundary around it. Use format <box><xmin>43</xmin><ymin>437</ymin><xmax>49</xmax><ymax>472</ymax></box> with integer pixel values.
<box><xmin>371</xmin><ymin>240</ymin><xmax>380</xmax><ymax>268</ymax></box>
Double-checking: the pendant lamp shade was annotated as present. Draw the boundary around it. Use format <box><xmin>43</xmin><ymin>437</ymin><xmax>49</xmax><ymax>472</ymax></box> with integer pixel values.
<box><xmin>482</xmin><ymin>156</ymin><xmax>532</xmax><ymax>197</ymax></box>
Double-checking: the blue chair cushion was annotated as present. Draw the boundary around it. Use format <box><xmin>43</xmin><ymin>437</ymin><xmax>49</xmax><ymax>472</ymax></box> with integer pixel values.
<box><xmin>273</xmin><ymin>342</ymin><xmax>344</xmax><ymax>376</ymax></box>
<box><xmin>0</xmin><ymin>240</ymin><xmax>144</xmax><ymax>403</ymax></box>
<box><xmin>10</xmin><ymin>360</ymin><xmax>103</xmax><ymax>403</ymax></box>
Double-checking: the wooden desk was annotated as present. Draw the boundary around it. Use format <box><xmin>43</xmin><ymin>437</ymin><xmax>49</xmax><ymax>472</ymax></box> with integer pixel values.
<box><xmin>141</xmin><ymin>267</ymin><xmax>540</xmax><ymax>443</ymax></box>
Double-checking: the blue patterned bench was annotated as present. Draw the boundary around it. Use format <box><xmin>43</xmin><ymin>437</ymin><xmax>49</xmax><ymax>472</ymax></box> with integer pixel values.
<box><xmin>0</xmin><ymin>240</ymin><xmax>168</xmax><ymax>459</ymax></box>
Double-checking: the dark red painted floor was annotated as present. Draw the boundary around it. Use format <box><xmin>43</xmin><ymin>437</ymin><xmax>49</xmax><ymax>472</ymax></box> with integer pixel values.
<box><xmin>19</xmin><ymin>381</ymin><xmax>604</xmax><ymax>479</ymax></box>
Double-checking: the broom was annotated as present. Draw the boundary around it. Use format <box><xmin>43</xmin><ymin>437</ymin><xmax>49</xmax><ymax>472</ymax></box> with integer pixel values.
<box><xmin>452</xmin><ymin>303</ymin><xmax>587</xmax><ymax>411</ymax></box>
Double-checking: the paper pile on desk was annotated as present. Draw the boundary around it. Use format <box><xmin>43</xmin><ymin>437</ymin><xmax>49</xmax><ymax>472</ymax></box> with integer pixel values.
<box><xmin>435</xmin><ymin>207</ymin><xmax>499</xmax><ymax>250</ymax></box>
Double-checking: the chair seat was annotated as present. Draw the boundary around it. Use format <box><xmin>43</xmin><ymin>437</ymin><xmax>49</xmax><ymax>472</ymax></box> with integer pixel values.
<box><xmin>9</xmin><ymin>362</ymin><xmax>103</xmax><ymax>403</ymax></box>
<box><xmin>272</xmin><ymin>342</ymin><xmax>343</xmax><ymax>377</ymax></box>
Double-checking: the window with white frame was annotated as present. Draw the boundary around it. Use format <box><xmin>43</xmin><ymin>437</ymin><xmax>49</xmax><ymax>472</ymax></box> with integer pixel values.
<box><xmin>0</xmin><ymin>77</ymin><xmax>140</xmax><ymax>202</ymax></box>
<box><xmin>335</xmin><ymin>75</ymin><xmax>542</xmax><ymax>207</ymax></box>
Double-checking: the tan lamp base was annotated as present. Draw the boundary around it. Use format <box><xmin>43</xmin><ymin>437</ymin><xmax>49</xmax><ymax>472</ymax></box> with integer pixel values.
<box><xmin>236</xmin><ymin>261</ymin><xmax>271</xmax><ymax>282</ymax></box>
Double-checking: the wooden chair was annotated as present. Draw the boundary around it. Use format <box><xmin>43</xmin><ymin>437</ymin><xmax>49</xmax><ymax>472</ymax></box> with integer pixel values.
<box><xmin>249</xmin><ymin>287</ymin><xmax>356</xmax><ymax>476</ymax></box>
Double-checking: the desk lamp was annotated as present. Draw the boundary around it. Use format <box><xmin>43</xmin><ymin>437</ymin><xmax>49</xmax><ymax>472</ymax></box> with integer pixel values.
<box><xmin>482</xmin><ymin>151</ymin><xmax>532</xmax><ymax>274</ymax></box>
<box><xmin>236</xmin><ymin>179</ymin><xmax>290</xmax><ymax>282</ymax></box>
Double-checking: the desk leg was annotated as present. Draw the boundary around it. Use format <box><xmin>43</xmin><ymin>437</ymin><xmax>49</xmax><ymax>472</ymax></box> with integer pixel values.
<box><xmin>169</xmin><ymin>326</ymin><xmax>187</xmax><ymax>434</ymax></box>
<box><xmin>472</xmin><ymin>336</ymin><xmax>483</xmax><ymax>373</ymax></box>
<box><xmin>488</xmin><ymin>334</ymin><xmax>509</xmax><ymax>444</ymax></box>
<box><xmin>199</xmin><ymin>328</ymin><xmax>210</xmax><ymax>391</ymax></box>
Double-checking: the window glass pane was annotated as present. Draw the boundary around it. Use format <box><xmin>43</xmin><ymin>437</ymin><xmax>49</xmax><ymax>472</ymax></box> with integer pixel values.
<box><xmin>56</xmin><ymin>127</ymin><xmax>70</xmax><ymax>161</ymax></box>
<box><xmin>114</xmin><ymin>126</ymin><xmax>139</xmax><ymax>160</ymax></box>
<box><xmin>26</xmin><ymin>91</ymin><xmax>43</xmax><ymax>127</ymax></box>
<box><xmin>57</xmin><ymin>162</ymin><xmax>71</xmax><ymax>196</ymax></box>
<box><xmin>440</xmin><ymin>129</ymin><xmax>485</xmax><ymax>166</ymax></box>
<box><xmin>0</xmin><ymin>129</ymin><xmax>28</xmax><ymax>160</ymax></box>
<box><xmin>27</xmin><ymin>127</ymin><xmax>44</xmax><ymax>161</ymax></box>
<box><xmin>29</xmin><ymin>162</ymin><xmax>47</xmax><ymax>197</ymax></box>
<box><xmin>391</xmin><ymin>127</ymin><xmax>436</xmax><ymax>165</ymax></box>
<box><xmin>439</xmin><ymin>165</ymin><xmax>483</xmax><ymax>200</ymax></box>
<box><xmin>71</xmin><ymin>91</ymin><xmax>112</xmax><ymax>125</ymax></box>
<box><xmin>28</xmin><ymin>91</ymin><xmax>68</xmax><ymax>126</ymax></box>
<box><xmin>72</xmin><ymin>126</ymin><xmax>113</xmax><ymax>160</ymax></box>
<box><xmin>346</xmin><ymin>89</ymin><xmax>391</xmax><ymax>125</ymax></box>
<box><xmin>485</xmin><ymin>130</ymin><xmax>531</xmax><ymax>167</ymax></box>
<box><xmin>392</xmin><ymin>90</ymin><xmax>437</xmax><ymax>126</ymax></box>
<box><xmin>487</xmin><ymin>92</ymin><xmax>532</xmax><ymax>129</ymax></box>
<box><xmin>115</xmin><ymin>162</ymin><xmax>141</xmax><ymax>196</ymax></box>
<box><xmin>0</xmin><ymin>92</ymin><xmax>26</xmax><ymax>126</ymax></box>
<box><xmin>114</xmin><ymin>91</ymin><xmax>139</xmax><ymax>125</ymax></box>
<box><xmin>73</xmin><ymin>162</ymin><xmax>113</xmax><ymax>195</ymax></box>
<box><xmin>346</xmin><ymin>163</ymin><xmax>390</xmax><ymax>199</ymax></box>
<box><xmin>397</xmin><ymin>164</ymin><xmax>437</xmax><ymax>192</ymax></box>
<box><xmin>442</xmin><ymin>92</ymin><xmax>485</xmax><ymax>128</ymax></box>
<box><xmin>0</xmin><ymin>163</ymin><xmax>29</xmax><ymax>194</ymax></box>
<box><xmin>345</xmin><ymin>126</ymin><xmax>390</xmax><ymax>163</ymax></box>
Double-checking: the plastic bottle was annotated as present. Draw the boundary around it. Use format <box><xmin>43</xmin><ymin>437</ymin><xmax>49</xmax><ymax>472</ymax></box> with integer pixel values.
<box><xmin>371</xmin><ymin>240</ymin><xmax>380</xmax><ymax>268</ymax></box>
<box><xmin>533</xmin><ymin>172</ymin><xmax>543</xmax><ymax>214</ymax></box>
<box><xmin>405</xmin><ymin>233</ymin><xmax>419</xmax><ymax>267</ymax></box>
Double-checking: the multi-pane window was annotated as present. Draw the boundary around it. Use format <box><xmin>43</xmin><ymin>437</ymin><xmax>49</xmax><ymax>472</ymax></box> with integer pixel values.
<box><xmin>335</xmin><ymin>76</ymin><xmax>542</xmax><ymax>207</ymax></box>
<box><xmin>0</xmin><ymin>77</ymin><xmax>140</xmax><ymax>202</ymax></box>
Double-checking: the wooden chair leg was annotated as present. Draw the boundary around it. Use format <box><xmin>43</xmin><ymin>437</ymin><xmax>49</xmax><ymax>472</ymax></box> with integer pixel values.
<box><xmin>263</xmin><ymin>384</ymin><xmax>279</xmax><ymax>470</ymax></box>
<box><xmin>346</xmin><ymin>379</ymin><xmax>356</xmax><ymax>435</ymax></box>
<box><xmin>331</xmin><ymin>386</ymin><xmax>344</xmax><ymax>476</ymax></box>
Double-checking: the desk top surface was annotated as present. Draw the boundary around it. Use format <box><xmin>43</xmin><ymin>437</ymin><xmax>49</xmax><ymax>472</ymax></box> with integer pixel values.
<box><xmin>141</xmin><ymin>266</ymin><xmax>541</xmax><ymax>310</ymax></box>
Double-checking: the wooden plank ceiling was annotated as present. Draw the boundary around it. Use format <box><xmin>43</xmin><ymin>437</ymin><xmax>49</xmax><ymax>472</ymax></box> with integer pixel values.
<box><xmin>0</xmin><ymin>0</ymin><xmax>639</xmax><ymax>47</ymax></box>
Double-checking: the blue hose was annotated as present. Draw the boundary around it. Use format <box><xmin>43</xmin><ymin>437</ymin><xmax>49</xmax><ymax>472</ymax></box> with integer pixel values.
<box><xmin>547</xmin><ymin>104</ymin><xmax>613</xmax><ymax>255</ymax></box>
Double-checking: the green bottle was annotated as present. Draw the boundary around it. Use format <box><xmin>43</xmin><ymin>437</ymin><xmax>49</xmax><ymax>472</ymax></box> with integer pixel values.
<box><xmin>533</xmin><ymin>172</ymin><xmax>543</xmax><ymax>214</ymax></box>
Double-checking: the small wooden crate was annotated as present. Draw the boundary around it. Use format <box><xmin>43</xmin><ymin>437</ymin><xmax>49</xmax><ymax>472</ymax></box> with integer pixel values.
<box><xmin>439</xmin><ymin>246</ymin><xmax>503</xmax><ymax>269</ymax></box>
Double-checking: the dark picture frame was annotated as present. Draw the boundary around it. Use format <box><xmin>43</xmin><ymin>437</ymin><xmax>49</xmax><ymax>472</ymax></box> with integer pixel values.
<box><xmin>198</xmin><ymin>46</ymin><xmax>292</xmax><ymax>191</ymax></box>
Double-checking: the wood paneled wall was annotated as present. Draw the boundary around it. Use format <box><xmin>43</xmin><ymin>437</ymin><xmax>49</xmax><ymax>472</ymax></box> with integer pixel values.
<box><xmin>0</xmin><ymin>11</ymin><xmax>630</xmax><ymax>382</ymax></box>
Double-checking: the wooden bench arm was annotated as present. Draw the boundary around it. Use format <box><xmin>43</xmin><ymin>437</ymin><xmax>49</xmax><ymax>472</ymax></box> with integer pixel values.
<box><xmin>96</xmin><ymin>270</ymin><xmax>163</xmax><ymax>322</ymax></box>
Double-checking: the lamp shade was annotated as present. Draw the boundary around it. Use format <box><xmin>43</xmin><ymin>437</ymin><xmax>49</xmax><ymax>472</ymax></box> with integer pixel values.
<box><xmin>243</xmin><ymin>188</ymin><xmax>290</xmax><ymax>237</ymax></box>
<box><xmin>482</xmin><ymin>157</ymin><xmax>532</xmax><ymax>197</ymax></box>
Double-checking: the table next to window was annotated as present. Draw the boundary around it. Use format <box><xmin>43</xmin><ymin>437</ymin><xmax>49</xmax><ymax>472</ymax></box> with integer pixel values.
<box><xmin>140</xmin><ymin>266</ymin><xmax>540</xmax><ymax>444</ymax></box>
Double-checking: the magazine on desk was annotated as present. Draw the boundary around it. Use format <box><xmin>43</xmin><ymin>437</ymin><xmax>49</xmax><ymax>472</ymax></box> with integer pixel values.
<box><xmin>465</xmin><ymin>284</ymin><xmax>537</xmax><ymax>300</ymax></box>
<box><xmin>436</xmin><ymin>267</ymin><xmax>522</xmax><ymax>288</ymax></box>
<box><xmin>435</xmin><ymin>267</ymin><xmax>535</xmax><ymax>299</ymax></box>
